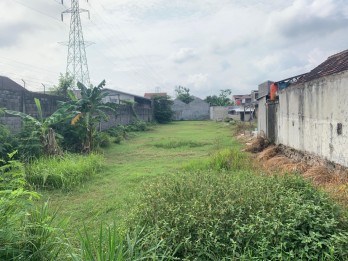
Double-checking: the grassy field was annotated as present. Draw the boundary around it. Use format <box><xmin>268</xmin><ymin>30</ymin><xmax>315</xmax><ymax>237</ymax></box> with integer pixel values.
<box><xmin>41</xmin><ymin>121</ymin><xmax>239</xmax><ymax>238</ymax></box>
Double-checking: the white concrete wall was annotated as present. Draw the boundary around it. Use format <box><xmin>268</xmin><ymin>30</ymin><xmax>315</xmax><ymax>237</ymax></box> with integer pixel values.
<box><xmin>257</xmin><ymin>97</ymin><xmax>267</xmax><ymax>137</ymax></box>
<box><xmin>277</xmin><ymin>71</ymin><xmax>348</xmax><ymax>167</ymax></box>
<box><xmin>172</xmin><ymin>97</ymin><xmax>210</xmax><ymax>120</ymax></box>
<box><xmin>210</xmin><ymin>106</ymin><xmax>229</xmax><ymax>120</ymax></box>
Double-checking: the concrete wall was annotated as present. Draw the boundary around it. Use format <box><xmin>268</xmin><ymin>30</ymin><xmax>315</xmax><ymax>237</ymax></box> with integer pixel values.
<box><xmin>210</xmin><ymin>106</ymin><xmax>229</xmax><ymax>120</ymax></box>
<box><xmin>257</xmin><ymin>97</ymin><xmax>267</xmax><ymax>137</ymax></box>
<box><xmin>0</xmin><ymin>88</ymin><xmax>65</xmax><ymax>132</ymax></box>
<box><xmin>277</xmin><ymin>71</ymin><xmax>348</xmax><ymax>167</ymax></box>
<box><xmin>100</xmin><ymin>103</ymin><xmax>153</xmax><ymax>130</ymax></box>
<box><xmin>172</xmin><ymin>97</ymin><xmax>210</xmax><ymax>120</ymax></box>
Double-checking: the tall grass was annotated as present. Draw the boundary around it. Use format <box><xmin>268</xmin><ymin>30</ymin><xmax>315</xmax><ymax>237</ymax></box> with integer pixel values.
<box><xmin>153</xmin><ymin>139</ymin><xmax>209</xmax><ymax>149</ymax></box>
<box><xmin>26</xmin><ymin>153</ymin><xmax>104</xmax><ymax>190</ymax></box>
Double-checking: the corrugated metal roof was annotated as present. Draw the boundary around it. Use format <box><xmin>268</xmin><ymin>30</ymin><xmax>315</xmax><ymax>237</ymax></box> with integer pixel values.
<box><xmin>296</xmin><ymin>49</ymin><xmax>348</xmax><ymax>84</ymax></box>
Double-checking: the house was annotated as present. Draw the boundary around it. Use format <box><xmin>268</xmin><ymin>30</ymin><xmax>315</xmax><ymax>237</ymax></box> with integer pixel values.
<box><xmin>258</xmin><ymin>49</ymin><xmax>348</xmax><ymax>167</ymax></box>
<box><xmin>232</xmin><ymin>94</ymin><xmax>252</xmax><ymax>106</ymax></box>
<box><xmin>172</xmin><ymin>96</ymin><xmax>210</xmax><ymax>121</ymax></box>
<box><xmin>144</xmin><ymin>92</ymin><xmax>167</xmax><ymax>99</ymax></box>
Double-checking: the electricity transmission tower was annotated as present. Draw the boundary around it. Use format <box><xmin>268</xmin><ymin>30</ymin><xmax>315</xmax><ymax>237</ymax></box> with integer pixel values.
<box><xmin>61</xmin><ymin>0</ymin><xmax>90</xmax><ymax>87</ymax></box>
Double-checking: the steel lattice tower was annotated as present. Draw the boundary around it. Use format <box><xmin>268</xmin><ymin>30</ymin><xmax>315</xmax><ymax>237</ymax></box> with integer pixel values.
<box><xmin>62</xmin><ymin>0</ymin><xmax>90</xmax><ymax>87</ymax></box>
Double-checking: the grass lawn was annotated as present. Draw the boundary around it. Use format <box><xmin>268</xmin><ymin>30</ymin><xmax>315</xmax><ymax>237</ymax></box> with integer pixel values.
<box><xmin>41</xmin><ymin>121</ymin><xmax>238</xmax><ymax>239</ymax></box>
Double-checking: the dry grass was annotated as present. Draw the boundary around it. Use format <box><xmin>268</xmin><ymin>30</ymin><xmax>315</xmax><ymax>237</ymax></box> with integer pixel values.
<box><xmin>263</xmin><ymin>156</ymin><xmax>292</xmax><ymax>171</ymax></box>
<box><xmin>257</xmin><ymin>146</ymin><xmax>279</xmax><ymax>161</ymax></box>
<box><xmin>302</xmin><ymin>166</ymin><xmax>333</xmax><ymax>184</ymax></box>
<box><xmin>245</xmin><ymin>136</ymin><xmax>269</xmax><ymax>153</ymax></box>
<box><xmin>281</xmin><ymin>162</ymin><xmax>309</xmax><ymax>174</ymax></box>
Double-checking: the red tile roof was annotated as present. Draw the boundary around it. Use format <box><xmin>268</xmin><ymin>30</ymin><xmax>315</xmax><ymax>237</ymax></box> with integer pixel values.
<box><xmin>144</xmin><ymin>92</ymin><xmax>167</xmax><ymax>98</ymax></box>
<box><xmin>297</xmin><ymin>49</ymin><xmax>348</xmax><ymax>84</ymax></box>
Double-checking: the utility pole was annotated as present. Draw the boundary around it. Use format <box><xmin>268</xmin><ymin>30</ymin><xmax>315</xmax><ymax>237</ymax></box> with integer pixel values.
<box><xmin>61</xmin><ymin>0</ymin><xmax>90</xmax><ymax>88</ymax></box>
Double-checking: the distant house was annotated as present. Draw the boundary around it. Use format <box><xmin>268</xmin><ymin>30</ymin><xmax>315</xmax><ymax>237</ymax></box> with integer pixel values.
<box><xmin>172</xmin><ymin>96</ymin><xmax>210</xmax><ymax>121</ymax></box>
<box><xmin>232</xmin><ymin>94</ymin><xmax>252</xmax><ymax>106</ymax></box>
<box><xmin>144</xmin><ymin>92</ymin><xmax>167</xmax><ymax>99</ymax></box>
<box><xmin>258</xmin><ymin>49</ymin><xmax>348</xmax><ymax>167</ymax></box>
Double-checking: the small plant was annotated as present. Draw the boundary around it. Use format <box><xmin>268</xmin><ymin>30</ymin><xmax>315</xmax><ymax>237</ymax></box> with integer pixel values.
<box><xmin>25</xmin><ymin>153</ymin><xmax>104</xmax><ymax>190</ymax></box>
<box><xmin>95</xmin><ymin>132</ymin><xmax>112</xmax><ymax>148</ymax></box>
<box><xmin>71</xmin><ymin>223</ymin><xmax>176</xmax><ymax>261</ymax></box>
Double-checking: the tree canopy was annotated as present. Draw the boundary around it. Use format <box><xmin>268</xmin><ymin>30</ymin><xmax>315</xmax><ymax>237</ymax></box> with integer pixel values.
<box><xmin>205</xmin><ymin>89</ymin><xmax>233</xmax><ymax>106</ymax></box>
<box><xmin>175</xmin><ymin>86</ymin><xmax>194</xmax><ymax>104</ymax></box>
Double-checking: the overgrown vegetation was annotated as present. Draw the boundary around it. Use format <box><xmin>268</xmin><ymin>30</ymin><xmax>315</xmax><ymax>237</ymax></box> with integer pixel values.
<box><xmin>153</xmin><ymin>95</ymin><xmax>174</xmax><ymax>123</ymax></box>
<box><xmin>0</xmin><ymin>153</ymin><xmax>66</xmax><ymax>260</ymax></box>
<box><xmin>175</xmin><ymin>85</ymin><xmax>194</xmax><ymax>104</ymax></box>
<box><xmin>132</xmin><ymin>151</ymin><xmax>348</xmax><ymax>260</ymax></box>
<box><xmin>26</xmin><ymin>153</ymin><xmax>104</xmax><ymax>190</ymax></box>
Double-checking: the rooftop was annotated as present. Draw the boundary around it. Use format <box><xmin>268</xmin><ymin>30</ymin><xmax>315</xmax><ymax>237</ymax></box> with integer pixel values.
<box><xmin>296</xmin><ymin>49</ymin><xmax>348</xmax><ymax>84</ymax></box>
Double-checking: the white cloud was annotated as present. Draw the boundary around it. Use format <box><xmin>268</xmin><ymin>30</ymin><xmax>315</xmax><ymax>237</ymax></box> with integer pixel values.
<box><xmin>170</xmin><ymin>48</ymin><xmax>198</xmax><ymax>63</ymax></box>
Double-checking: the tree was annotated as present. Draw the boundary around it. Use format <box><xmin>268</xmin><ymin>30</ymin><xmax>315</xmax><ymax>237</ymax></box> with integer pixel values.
<box><xmin>51</xmin><ymin>73</ymin><xmax>74</xmax><ymax>98</ymax></box>
<box><xmin>5</xmin><ymin>99</ymin><xmax>74</xmax><ymax>156</ymax></box>
<box><xmin>175</xmin><ymin>86</ymin><xmax>194</xmax><ymax>104</ymax></box>
<box><xmin>153</xmin><ymin>95</ymin><xmax>174</xmax><ymax>123</ymax></box>
<box><xmin>205</xmin><ymin>89</ymin><xmax>233</xmax><ymax>106</ymax></box>
<box><xmin>69</xmin><ymin>80</ymin><xmax>114</xmax><ymax>152</ymax></box>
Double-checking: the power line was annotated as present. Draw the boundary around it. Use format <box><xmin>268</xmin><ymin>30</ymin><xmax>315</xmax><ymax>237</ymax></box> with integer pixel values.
<box><xmin>87</xmin><ymin>1</ymin><xmax>166</xmax><ymax>86</ymax></box>
<box><xmin>11</xmin><ymin>0</ymin><xmax>65</xmax><ymax>24</ymax></box>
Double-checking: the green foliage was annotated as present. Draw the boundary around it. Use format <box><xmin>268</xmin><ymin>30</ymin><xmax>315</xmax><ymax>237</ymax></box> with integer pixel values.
<box><xmin>153</xmin><ymin>95</ymin><xmax>174</xmax><ymax>124</ymax></box>
<box><xmin>153</xmin><ymin>139</ymin><xmax>209</xmax><ymax>149</ymax></box>
<box><xmin>175</xmin><ymin>86</ymin><xmax>194</xmax><ymax>104</ymax></box>
<box><xmin>205</xmin><ymin>89</ymin><xmax>233</xmax><ymax>106</ymax></box>
<box><xmin>0</xmin><ymin>123</ymin><xmax>18</xmax><ymax>163</ymax></box>
<box><xmin>6</xmin><ymin>98</ymin><xmax>75</xmax><ymax>157</ymax></box>
<box><xmin>0</xmin><ymin>153</ymin><xmax>65</xmax><ymax>260</ymax></box>
<box><xmin>50</xmin><ymin>72</ymin><xmax>74</xmax><ymax>98</ymax></box>
<box><xmin>67</xmin><ymin>80</ymin><xmax>114</xmax><ymax>152</ymax></box>
<box><xmin>71</xmin><ymin>224</ymin><xmax>175</xmax><ymax>261</ymax></box>
<box><xmin>133</xmin><ymin>168</ymin><xmax>348</xmax><ymax>260</ymax></box>
<box><xmin>95</xmin><ymin>132</ymin><xmax>112</xmax><ymax>148</ymax></box>
<box><xmin>25</xmin><ymin>153</ymin><xmax>104</xmax><ymax>190</ymax></box>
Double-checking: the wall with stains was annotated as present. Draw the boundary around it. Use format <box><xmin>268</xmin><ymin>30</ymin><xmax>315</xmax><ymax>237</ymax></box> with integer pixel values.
<box><xmin>277</xmin><ymin>71</ymin><xmax>348</xmax><ymax>167</ymax></box>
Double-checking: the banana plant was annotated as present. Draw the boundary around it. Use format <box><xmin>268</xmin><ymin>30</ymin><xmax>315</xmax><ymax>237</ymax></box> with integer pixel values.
<box><xmin>5</xmin><ymin>98</ymin><xmax>77</xmax><ymax>156</ymax></box>
<box><xmin>69</xmin><ymin>80</ymin><xmax>114</xmax><ymax>153</ymax></box>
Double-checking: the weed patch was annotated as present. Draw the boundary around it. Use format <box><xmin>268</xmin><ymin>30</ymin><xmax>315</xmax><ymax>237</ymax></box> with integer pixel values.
<box><xmin>26</xmin><ymin>153</ymin><xmax>104</xmax><ymax>190</ymax></box>
<box><xmin>133</xmin><ymin>171</ymin><xmax>348</xmax><ymax>260</ymax></box>
<box><xmin>153</xmin><ymin>139</ymin><xmax>209</xmax><ymax>149</ymax></box>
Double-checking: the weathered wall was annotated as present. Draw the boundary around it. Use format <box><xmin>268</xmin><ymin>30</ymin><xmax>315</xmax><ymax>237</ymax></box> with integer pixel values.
<box><xmin>100</xmin><ymin>103</ymin><xmax>153</xmax><ymax>130</ymax></box>
<box><xmin>277</xmin><ymin>71</ymin><xmax>348</xmax><ymax>167</ymax></box>
<box><xmin>0</xmin><ymin>88</ymin><xmax>65</xmax><ymax>132</ymax></box>
<box><xmin>257</xmin><ymin>97</ymin><xmax>267</xmax><ymax>136</ymax></box>
<box><xmin>1</xmin><ymin>87</ymin><xmax>153</xmax><ymax>132</ymax></box>
<box><xmin>172</xmin><ymin>97</ymin><xmax>210</xmax><ymax>120</ymax></box>
<box><xmin>210</xmin><ymin>106</ymin><xmax>229</xmax><ymax>120</ymax></box>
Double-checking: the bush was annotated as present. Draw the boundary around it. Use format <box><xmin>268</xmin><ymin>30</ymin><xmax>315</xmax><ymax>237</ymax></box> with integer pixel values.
<box><xmin>132</xmin><ymin>171</ymin><xmax>348</xmax><ymax>260</ymax></box>
<box><xmin>0</xmin><ymin>154</ymin><xmax>66</xmax><ymax>260</ymax></box>
<box><xmin>25</xmin><ymin>153</ymin><xmax>104</xmax><ymax>190</ymax></box>
<box><xmin>153</xmin><ymin>95</ymin><xmax>174</xmax><ymax>124</ymax></box>
<box><xmin>95</xmin><ymin>132</ymin><xmax>112</xmax><ymax>148</ymax></box>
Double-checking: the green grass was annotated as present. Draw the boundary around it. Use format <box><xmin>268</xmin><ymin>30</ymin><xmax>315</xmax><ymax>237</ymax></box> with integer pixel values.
<box><xmin>40</xmin><ymin>121</ymin><xmax>238</xmax><ymax>241</ymax></box>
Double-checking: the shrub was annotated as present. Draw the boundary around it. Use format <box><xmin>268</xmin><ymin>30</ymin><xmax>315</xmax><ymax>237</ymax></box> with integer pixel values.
<box><xmin>132</xmin><ymin>171</ymin><xmax>348</xmax><ymax>260</ymax></box>
<box><xmin>0</xmin><ymin>153</ymin><xmax>66</xmax><ymax>260</ymax></box>
<box><xmin>26</xmin><ymin>153</ymin><xmax>104</xmax><ymax>190</ymax></box>
<box><xmin>95</xmin><ymin>132</ymin><xmax>112</xmax><ymax>148</ymax></box>
<box><xmin>126</xmin><ymin>120</ymin><xmax>149</xmax><ymax>132</ymax></box>
<box><xmin>153</xmin><ymin>95</ymin><xmax>174</xmax><ymax>124</ymax></box>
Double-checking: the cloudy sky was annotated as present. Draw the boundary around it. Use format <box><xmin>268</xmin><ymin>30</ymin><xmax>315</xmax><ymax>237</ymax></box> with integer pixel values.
<box><xmin>1</xmin><ymin>0</ymin><xmax>348</xmax><ymax>98</ymax></box>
